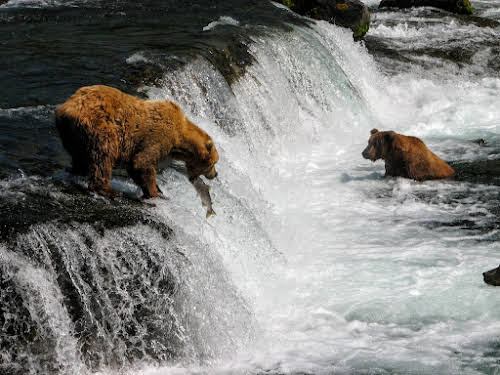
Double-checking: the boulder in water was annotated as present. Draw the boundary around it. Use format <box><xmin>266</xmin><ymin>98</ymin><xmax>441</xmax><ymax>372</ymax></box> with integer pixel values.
<box><xmin>279</xmin><ymin>0</ymin><xmax>371</xmax><ymax>39</ymax></box>
<box><xmin>379</xmin><ymin>0</ymin><xmax>474</xmax><ymax>15</ymax></box>
<box><xmin>483</xmin><ymin>265</ymin><xmax>500</xmax><ymax>286</ymax></box>
<box><xmin>471</xmin><ymin>138</ymin><xmax>488</xmax><ymax>147</ymax></box>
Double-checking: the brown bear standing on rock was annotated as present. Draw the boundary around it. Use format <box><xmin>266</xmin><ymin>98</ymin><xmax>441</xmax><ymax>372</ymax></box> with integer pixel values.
<box><xmin>56</xmin><ymin>85</ymin><xmax>219</xmax><ymax>198</ymax></box>
<box><xmin>362</xmin><ymin>129</ymin><xmax>455</xmax><ymax>181</ymax></box>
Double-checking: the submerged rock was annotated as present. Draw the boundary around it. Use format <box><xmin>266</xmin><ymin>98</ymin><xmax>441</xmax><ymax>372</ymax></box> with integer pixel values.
<box><xmin>483</xmin><ymin>265</ymin><xmax>500</xmax><ymax>286</ymax></box>
<box><xmin>471</xmin><ymin>138</ymin><xmax>488</xmax><ymax>147</ymax></box>
<box><xmin>206</xmin><ymin>40</ymin><xmax>255</xmax><ymax>86</ymax></box>
<box><xmin>279</xmin><ymin>0</ymin><xmax>371</xmax><ymax>39</ymax></box>
<box><xmin>379</xmin><ymin>0</ymin><xmax>474</xmax><ymax>15</ymax></box>
<box><xmin>449</xmin><ymin>159</ymin><xmax>500</xmax><ymax>186</ymax></box>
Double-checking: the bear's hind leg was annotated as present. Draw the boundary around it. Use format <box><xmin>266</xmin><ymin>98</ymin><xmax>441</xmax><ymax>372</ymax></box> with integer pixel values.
<box><xmin>87</xmin><ymin>153</ymin><xmax>122</xmax><ymax>198</ymax></box>
<box><xmin>127</xmin><ymin>164</ymin><xmax>159</xmax><ymax>199</ymax></box>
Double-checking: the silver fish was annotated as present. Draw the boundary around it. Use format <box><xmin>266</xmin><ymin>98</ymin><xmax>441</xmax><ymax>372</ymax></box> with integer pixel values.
<box><xmin>190</xmin><ymin>176</ymin><xmax>216</xmax><ymax>218</ymax></box>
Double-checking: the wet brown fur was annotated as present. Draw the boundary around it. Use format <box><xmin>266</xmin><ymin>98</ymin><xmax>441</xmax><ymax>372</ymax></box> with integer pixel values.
<box><xmin>362</xmin><ymin>129</ymin><xmax>455</xmax><ymax>181</ymax></box>
<box><xmin>56</xmin><ymin>85</ymin><xmax>219</xmax><ymax>198</ymax></box>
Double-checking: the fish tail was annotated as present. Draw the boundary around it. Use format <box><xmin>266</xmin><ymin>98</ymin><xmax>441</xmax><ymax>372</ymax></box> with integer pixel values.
<box><xmin>206</xmin><ymin>209</ymin><xmax>216</xmax><ymax>219</ymax></box>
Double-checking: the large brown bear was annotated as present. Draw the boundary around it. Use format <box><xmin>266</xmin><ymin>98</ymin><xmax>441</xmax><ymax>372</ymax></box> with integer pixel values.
<box><xmin>362</xmin><ymin>129</ymin><xmax>455</xmax><ymax>181</ymax></box>
<box><xmin>56</xmin><ymin>85</ymin><xmax>219</xmax><ymax>198</ymax></box>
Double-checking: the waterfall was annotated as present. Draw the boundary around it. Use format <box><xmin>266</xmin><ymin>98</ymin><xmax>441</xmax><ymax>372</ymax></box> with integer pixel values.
<box><xmin>2</xmin><ymin>5</ymin><xmax>500</xmax><ymax>374</ymax></box>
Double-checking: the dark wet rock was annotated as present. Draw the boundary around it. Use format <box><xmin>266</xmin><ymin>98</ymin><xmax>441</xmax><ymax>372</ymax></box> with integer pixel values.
<box><xmin>483</xmin><ymin>265</ymin><xmax>500</xmax><ymax>286</ymax></box>
<box><xmin>279</xmin><ymin>0</ymin><xmax>371</xmax><ymax>39</ymax></box>
<box><xmin>379</xmin><ymin>0</ymin><xmax>474</xmax><ymax>15</ymax></box>
<box><xmin>206</xmin><ymin>39</ymin><xmax>255</xmax><ymax>86</ymax></box>
<box><xmin>0</xmin><ymin>178</ymin><xmax>160</xmax><ymax>242</ymax></box>
<box><xmin>122</xmin><ymin>61</ymin><xmax>170</xmax><ymax>97</ymax></box>
<box><xmin>471</xmin><ymin>139</ymin><xmax>488</xmax><ymax>147</ymax></box>
<box><xmin>449</xmin><ymin>159</ymin><xmax>500</xmax><ymax>186</ymax></box>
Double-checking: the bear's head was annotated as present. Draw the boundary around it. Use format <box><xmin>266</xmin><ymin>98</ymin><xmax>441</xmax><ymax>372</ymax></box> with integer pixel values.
<box><xmin>187</xmin><ymin>136</ymin><xmax>219</xmax><ymax>180</ymax></box>
<box><xmin>173</xmin><ymin>121</ymin><xmax>219</xmax><ymax>180</ymax></box>
<box><xmin>362</xmin><ymin>128</ymin><xmax>397</xmax><ymax>161</ymax></box>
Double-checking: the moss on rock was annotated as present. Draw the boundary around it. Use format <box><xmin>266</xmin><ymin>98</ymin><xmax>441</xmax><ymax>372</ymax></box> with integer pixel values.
<box><xmin>353</xmin><ymin>21</ymin><xmax>370</xmax><ymax>39</ymax></box>
<box><xmin>277</xmin><ymin>0</ymin><xmax>371</xmax><ymax>40</ymax></box>
<box><xmin>456</xmin><ymin>0</ymin><xmax>474</xmax><ymax>14</ymax></box>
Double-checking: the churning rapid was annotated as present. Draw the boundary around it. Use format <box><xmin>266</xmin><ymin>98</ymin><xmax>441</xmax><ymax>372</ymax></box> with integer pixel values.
<box><xmin>1</xmin><ymin>0</ymin><xmax>500</xmax><ymax>374</ymax></box>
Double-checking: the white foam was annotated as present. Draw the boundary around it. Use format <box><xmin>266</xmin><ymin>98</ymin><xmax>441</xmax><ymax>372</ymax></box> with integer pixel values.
<box><xmin>0</xmin><ymin>0</ymin><xmax>79</xmax><ymax>7</ymax></box>
<box><xmin>126</xmin><ymin>52</ymin><xmax>152</xmax><ymax>65</ymax></box>
<box><xmin>0</xmin><ymin>245</ymin><xmax>87</xmax><ymax>374</ymax></box>
<box><xmin>202</xmin><ymin>16</ymin><xmax>240</xmax><ymax>31</ymax></box>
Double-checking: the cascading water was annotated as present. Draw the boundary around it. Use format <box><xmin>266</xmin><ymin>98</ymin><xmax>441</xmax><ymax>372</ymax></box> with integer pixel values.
<box><xmin>1</xmin><ymin>0</ymin><xmax>500</xmax><ymax>374</ymax></box>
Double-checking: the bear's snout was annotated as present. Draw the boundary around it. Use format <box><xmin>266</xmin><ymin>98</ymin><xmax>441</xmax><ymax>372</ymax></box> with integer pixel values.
<box><xmin>204</xmin><ymin>166</ymin><xmax>218</xmax><ymax>180</ymax></box>
<box><xmin>362</xmin><ymin>146</ymin><xmax>372</xmax><ymax>161</ymax></box>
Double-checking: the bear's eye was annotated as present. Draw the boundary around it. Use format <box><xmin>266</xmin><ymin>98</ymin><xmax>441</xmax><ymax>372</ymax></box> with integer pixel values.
<box><xmin>206</xmin><ymin>140</ymin><xmax>213</xmax><ymax>152</ymax></box>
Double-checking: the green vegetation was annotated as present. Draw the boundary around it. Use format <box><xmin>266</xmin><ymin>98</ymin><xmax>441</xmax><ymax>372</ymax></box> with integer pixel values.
<box><xmin>282</xmin><ymin>0</ymin><xmax>295</xmax><ymax>8</ymax></box>
<box><xmin>353</xmin><ymin>21</ymin><xmax>369</xmax><ymax>39</ymax></box>
<box><xmin>456</xmin><ymin>0</ymin><xmax>474</xmax><ymax>14</ymax></box>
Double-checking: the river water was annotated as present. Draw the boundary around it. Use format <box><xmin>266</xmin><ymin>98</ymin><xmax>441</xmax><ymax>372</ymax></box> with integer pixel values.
<box><xmin>1</xmin><ymin>0</ymin><xmax>499</xmax><ymax>374</ymax></box>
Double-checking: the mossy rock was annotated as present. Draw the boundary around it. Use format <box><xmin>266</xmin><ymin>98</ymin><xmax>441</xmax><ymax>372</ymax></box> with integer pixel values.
<box><xmin>353</xmin><ymin>22</ymin><xmax>370</xmax><ymax>40</ymax></box>
<box><xmin>279</xmin><ymin>0</ymin><xmax>371</xmax><ymax>39</ymax></box>
<box><xmin>353</xmin><ymin>21</ymin><xmax>370</xmax><ymax>40</ymax></box>
<box><xmin>456</xmin><ymin>0</ymin><xmax>474</xmax><ymax>14</ymax></box>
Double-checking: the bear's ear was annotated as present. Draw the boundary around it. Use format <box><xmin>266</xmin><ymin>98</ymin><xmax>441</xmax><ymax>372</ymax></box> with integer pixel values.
<box><xmin>370</xmin><ymin>128</ymin><xmax>379</xmax><ymax>135</ymax></box>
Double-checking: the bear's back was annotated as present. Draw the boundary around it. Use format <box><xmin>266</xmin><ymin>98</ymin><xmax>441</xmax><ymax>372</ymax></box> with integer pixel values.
<box><xmin>57</xmin><ymin>85</ymin><xmax>143</xmax><ymax>122</ymax></box>
<box><xmin>399</xmin><ymin>134</ymin><xmax>455</xmax><ymax>180</ymax></box>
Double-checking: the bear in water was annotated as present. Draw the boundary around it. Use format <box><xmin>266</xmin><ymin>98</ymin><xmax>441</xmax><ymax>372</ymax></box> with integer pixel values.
<box><xmin>362</xmin><ymin>129</ymin><xmax>455</xmax><ymax>181</ymax></box>
<box><xmin>56</xmin><ymin>85</ymin><xmax>219</xmax><ymax>198</ymax></box>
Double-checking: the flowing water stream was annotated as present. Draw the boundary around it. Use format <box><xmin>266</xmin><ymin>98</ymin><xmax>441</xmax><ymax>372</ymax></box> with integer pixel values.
<box><xmin>1</xmin><ymin>0</ymin><xmax>499</xmax><ymax>374</ymax></box>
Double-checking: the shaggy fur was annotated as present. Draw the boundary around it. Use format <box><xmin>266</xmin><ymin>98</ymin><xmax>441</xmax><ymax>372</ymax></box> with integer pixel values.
<box><xmin>362</xmin><ymin>128</ymin><xmax>455</xmax><ymax>181</ymax></box>
<box><xmin>56</xmin><ymin>85</ymin><xmax>219</xmax><ymax>198</ymax></box>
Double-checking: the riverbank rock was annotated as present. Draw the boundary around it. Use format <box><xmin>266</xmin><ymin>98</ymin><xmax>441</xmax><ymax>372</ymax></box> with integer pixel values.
<box><xmin>379</xmin><ymin>0</ymin><xmax>474</xmax><ymax>15</ymax></box>
<box><xmin>279</xmin><ymin>0</ymin><xmax>371</xmax><ymax>39</ymax></box>
<box><xmin>483</xmin><ymin>265</ymin><xmax>500</xmax><ymax>286</ymax></box>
